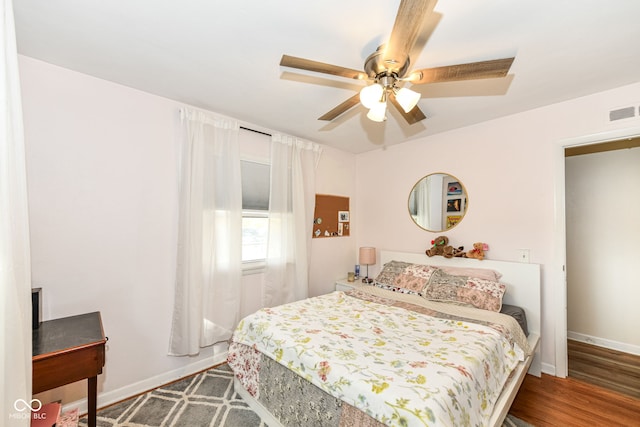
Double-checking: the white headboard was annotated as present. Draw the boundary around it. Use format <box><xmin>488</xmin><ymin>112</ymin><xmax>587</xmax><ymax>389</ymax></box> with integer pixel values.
<box><xmin>380</xmin><ymin>250</ymin><xmax>541</xmax><ymax>374</ymax></box>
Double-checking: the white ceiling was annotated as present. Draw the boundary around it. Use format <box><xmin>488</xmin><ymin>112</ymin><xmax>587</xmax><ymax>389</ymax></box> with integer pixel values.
<box><xmin>14</xmin><ymin>0</ymin><xmax>640</xmax><ymax>153</ymax></box>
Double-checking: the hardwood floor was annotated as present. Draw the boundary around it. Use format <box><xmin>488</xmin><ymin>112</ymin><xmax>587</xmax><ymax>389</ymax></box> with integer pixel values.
<box><xmin>567</xmin><ymin>339</ymin><xmax>640</xmax><ymax>399</ymax></box>
<box><xmin>509</xmin><ymin>373</ymin><xmax>640</xmax><ymax>426</ymax></box>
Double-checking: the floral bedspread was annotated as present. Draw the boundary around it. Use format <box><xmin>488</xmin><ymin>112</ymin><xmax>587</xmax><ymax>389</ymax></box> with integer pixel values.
<box><xmin>229</xmin><ymin>290</ymin><xmax>525</xmax><ymax>427</ymax></box>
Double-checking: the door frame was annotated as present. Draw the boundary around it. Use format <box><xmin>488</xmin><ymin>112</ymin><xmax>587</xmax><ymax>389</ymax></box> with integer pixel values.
<box><xmin>553</xmin><ymin>126</ymin><xmax>640</xmax><ymax>378</ymax></box>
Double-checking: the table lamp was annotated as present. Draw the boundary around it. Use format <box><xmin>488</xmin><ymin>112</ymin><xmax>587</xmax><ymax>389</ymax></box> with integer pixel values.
<box><xmin>359</xmin><ymin>247</ymin><xmax>376</xmax><ymax>283</ymax></box>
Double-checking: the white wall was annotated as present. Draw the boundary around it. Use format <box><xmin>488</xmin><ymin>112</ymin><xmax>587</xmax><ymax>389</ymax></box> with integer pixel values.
<box><xmin>355</xmin><ymin>81</ymin><xmax>640</xmax><ymax>374</ymax></box>
<box><xmin>566</xmin><ymin>147</ymin><xmax>640</xmax><ymax>353</ymax></box>
<box><xmin>19</xmin><ymin>55</ymin><xmax>355</xmax><ymax>409</ymax></box>
<box><xmin>310</xmin><ymin>146</ymin><xmax>358</xmax><ymax>296</ymax></box>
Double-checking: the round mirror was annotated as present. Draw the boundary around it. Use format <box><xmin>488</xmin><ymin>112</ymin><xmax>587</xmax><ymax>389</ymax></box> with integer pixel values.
<box><xmin>408</xmin><ymin>173</ymin><xmax>468</xmax><ymax>232</ymax></box>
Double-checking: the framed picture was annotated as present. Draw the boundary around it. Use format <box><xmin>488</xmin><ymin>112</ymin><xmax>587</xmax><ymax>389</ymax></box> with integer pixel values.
<box><xmin>447</xmin><ymin>215</ymin><xmax>462</xmax><ymax>229</ymax></box>
<box><xmin>447</xmin><ymin>181</ymin><xmax>462</xmax><ymax>196</ymax></box>
<box><xmin>447</xmin><ymin>198</ymin><xmax>461</xmax><ymax>212</ymax></box>
<box><xmin>338</xmin><ymin>211</ymin><xmax>350</xmax><ymax>222</ymax></box>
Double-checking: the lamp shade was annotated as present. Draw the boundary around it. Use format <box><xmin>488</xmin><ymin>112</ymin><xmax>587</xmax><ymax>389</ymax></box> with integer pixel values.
<box><xmin>395</xmin><ymin>87</ymin><xmax>420</xmax><ymax>113</ymax></box>
<box><xmin>366</xmin><ymin>102</ymin><xmax>387</xmax><ymax>122</ymax></box>
<box><xmin>360</xmin><ymin>83</ymin><xmax>384</xmax><ymax>109</ymax></box>
<box><xmin>359</xmin><ymin>247</ymin><xmax>376</xmax><ymax>265</ymax></box>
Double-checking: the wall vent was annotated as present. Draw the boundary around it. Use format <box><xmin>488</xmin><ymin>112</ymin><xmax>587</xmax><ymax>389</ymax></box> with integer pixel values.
<box><xmin>608</xmin><ymin>106</ymin><xmax>636</xmax><ymax>122</ymax></box>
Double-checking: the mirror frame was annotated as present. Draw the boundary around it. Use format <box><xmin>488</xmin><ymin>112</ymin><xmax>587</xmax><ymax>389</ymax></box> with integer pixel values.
<box><xmin>408</xmin><ymin>172</ymin><xmax>468</xmax><ymax>232</ymax></box>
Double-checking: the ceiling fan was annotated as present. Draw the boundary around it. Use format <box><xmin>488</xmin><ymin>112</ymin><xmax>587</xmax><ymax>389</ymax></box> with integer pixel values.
<box><xmin>279</xmin><ymin>0</ymin><xmax>515</xmax><ymax>125</ymax></box>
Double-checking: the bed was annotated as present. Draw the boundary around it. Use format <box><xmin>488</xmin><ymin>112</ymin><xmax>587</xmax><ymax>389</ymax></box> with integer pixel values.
<box><xmin>228</xmin><ymin>250</ymin><xmax>540</xmax><ymax>426</ymax></box>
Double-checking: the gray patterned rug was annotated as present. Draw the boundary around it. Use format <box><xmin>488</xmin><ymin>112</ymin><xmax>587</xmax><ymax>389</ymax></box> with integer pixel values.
<box><xmin>80</xmin><ymin>364</ymin><xmax>533</xmax><ymax>426</ymax></box>
<box><xmin>80</xmin><ymin>364</ymin><xmax>265</xmax><ymax>427</ymax></box>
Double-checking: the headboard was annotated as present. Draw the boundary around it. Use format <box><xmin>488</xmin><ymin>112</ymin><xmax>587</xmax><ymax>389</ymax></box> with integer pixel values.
<box><xmin>380</xmin><ymin>250</ymin><xmax>541</xmax><ymax>375</ymax></box>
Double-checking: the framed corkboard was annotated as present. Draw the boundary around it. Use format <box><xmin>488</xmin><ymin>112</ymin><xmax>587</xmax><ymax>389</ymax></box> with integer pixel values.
<box><xmin>312</xmin><ymin>194</ymin><xmax>350</xmax><ymax>238</ymax></box>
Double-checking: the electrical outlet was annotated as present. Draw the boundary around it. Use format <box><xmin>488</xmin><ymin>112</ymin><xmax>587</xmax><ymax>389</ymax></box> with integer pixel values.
<box><xmin>516</xmin><ymin>249</ymin><xmax>530</xmax><ymax>263</ymax></box>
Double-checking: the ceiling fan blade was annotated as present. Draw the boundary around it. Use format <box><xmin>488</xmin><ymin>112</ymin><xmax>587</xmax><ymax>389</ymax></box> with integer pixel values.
<box><xmin>383</xmin><ymin>0</ymin><xmax>435</xmax><ymax>73</ymax></box>
<box><xmin>409</xmin><ymin>57</ymin><xmax>515</xmax><ymax>85</ymax></box>
<box><xmin>280</xmin><ymin>55</ymin><xmax>368</xmax><ymax>80</ymax></box>
<box><xmin>389</xmin><ymin>93</ymin><xmax>427</xmax><ymax>125</ymax></box>
<box><xmin>318</xmin><ymin>93</ymin><xmax>361</xmax><ymax>121</ymax></box>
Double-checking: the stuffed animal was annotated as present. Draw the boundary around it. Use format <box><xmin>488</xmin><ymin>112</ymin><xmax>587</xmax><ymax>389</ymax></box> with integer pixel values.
<box><xmin>467</xmin><ymin>242</ymin><xmax>487</xmax><ymax>260</ymax></box>
<box><xmin>426</xmin><ymin>236</ymin><xmax>448</xmax><ymax>257</ymax></box>
<box><xmin>443</xmin><ymin>245</ymin><xmax>466</xmax><ymax>258</ymax></box>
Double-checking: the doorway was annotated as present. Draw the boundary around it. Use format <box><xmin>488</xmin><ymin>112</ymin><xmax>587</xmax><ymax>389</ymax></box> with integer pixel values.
<box><xmin>564</xmin><ymin>137</ymin><xmax>640</xmax><ymax>397</ymax></box>
<box><xmin>554</xmin><ymin>128</ymin><xmax>640</xmax><ymax>378</ymax></box>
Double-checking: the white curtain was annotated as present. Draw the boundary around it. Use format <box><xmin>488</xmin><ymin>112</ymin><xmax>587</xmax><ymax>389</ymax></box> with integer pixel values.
<box><xmin>415</xmin><ymin>174</ymin><xmax>443</xmax><ymax>230</ymax></box>
<box><xmin>1</xmin><ymin>0</ymin><xmax>32</xmax><ymax>424</ymax></box>
<box><xmin>414</xmin><ymin>177</ymin><xmax>430</xmax><ymax>228</ymax></box>
<box><xmin>264</xmin><ymin>134</ymin><xmax>321</xmax><ymax>306</ymax></box>
<box><xmin>428</xmin><ymin>174</ymin><xmax>444</xmax><ymax>230</ymax></box>
<box><xmin>169</xmin><ymin>108</ymin><xmax>242</xmax><ymax>356</ymax></box>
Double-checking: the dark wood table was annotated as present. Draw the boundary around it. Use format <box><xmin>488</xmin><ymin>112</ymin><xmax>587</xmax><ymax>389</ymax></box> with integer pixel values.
<box><xmin>32</xmin><ymin>311</ymin><xmax>106</xmax><ymax>427</ymax></box>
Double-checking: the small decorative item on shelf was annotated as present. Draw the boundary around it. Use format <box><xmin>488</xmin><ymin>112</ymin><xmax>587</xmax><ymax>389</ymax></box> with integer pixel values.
<box><xmin>347</xmin><ymin>272</ymin><xmax>355</xmax><ymax>282</ymax></box>
<box><xmin>359</xmin><ymin>247</ymin><xmax>376</xmax><ymax>284</ymax></box>
<box><xmin>355</xmin><ymin>264</ymin><xmax>360</xmax><ymax>278</ymax></box>
<box><xmin>467</xmin><ymin>242</ymin><xmax>488</xmax><ymax>260</ymax></box>
<box><xmin>426</xmin><ymin>236</ymin><xmax>448</xmax><ymax>257</ymax></box>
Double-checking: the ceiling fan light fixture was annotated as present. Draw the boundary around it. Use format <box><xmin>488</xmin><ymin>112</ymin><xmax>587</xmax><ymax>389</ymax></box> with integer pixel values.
<box><xmin>395</xmin><ymin>87</ymin><xmax>421</xmax><ymax>113</ymax></box>
<box><xmin>367</xmin><ymin>101</ymin><xmax>387</xmax><ymax>122</ymax></box>
<box><xmin>359</xmin><ymin>83</ymin><xmax>384</xmax><ymax>109</ymax></box>
<box><xmin>280</xmin><ymin>0</ymin><xmax>516</xmax><ymax>126</ymax></box>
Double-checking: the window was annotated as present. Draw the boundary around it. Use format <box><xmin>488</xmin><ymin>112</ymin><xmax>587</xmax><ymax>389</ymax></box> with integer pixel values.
<box><xmin>241</xmin><ymin>160</ymin><xmax>270</xmax><ymax>263</ymax></box>
<box><xmin>242</xmin><ymin>211</ymin><xmax>269</xmax><ymax>262</ymax></box>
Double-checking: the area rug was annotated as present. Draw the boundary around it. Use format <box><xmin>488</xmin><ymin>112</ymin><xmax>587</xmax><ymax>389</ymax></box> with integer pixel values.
<box><xmin>80</xmin><ymin>364</ymin><xmax>534</xmax><ymax>426</ymax></box>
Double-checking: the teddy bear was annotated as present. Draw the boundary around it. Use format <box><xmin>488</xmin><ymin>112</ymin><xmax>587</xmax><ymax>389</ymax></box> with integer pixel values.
<box><xmin>426</xmin><ymin>236</ymin><xmax>448</xmax><ymax>257</ymax></box>
<box><xmin>466</xmin><ymin>242</ymin><xmax>486</xmax><ymax>260</ymax></box>
<box><xmin>443</xmin><ymin>245</ymin><xmax>466</xmax><ymax>258</ymax></box>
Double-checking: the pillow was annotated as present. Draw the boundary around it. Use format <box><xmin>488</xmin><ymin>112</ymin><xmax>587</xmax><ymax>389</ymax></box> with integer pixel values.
<box><xmin>374</xmin><ymin>260</ymin><xmax>412</xmax><ymax>286</ymax></box>
<box><xmin>500</xmin><ymin>304</ymin><xmax>529</xmax><ymax>336</ymax></box>
<box><xmin>373</xmin><ymin>261</ymin><xmax>438</xmax><ymax>295</ymax></box>
<box><xmin>392</xmin><ymin>263</ymin><xmax>439</xmax><ymax>294</ymax></box>
<box><xmin>436</xmin><ymin>265</ymin><xmax>502</xmax><ymax>281</ymax></box>
<box><xmin>423</xmin><ymin>269</ymin><xmax>506</xmax><ymax>312</ymax></box>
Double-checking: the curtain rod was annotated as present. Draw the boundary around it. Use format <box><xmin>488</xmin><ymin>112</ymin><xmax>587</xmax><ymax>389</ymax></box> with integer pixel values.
<box><xmin>240</xmin><ymin>126</ymin><xmax>271</xmax><ymax>137</ymax></box>
<box><xmin>179</xmin><ymin>108</ymin><xmax>271</xmax><ymax>137</ymax></box>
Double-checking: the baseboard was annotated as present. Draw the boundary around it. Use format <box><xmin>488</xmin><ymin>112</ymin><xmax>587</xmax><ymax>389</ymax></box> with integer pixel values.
<box><xmin>61</xmin><ymin>351</ymin><xmax>229</xmax><ymax>415</ymax></box>
<box><xmin>568</xmin><ymin>331</ymin><xmax>640</xmax><ymax>356</ymax></box>
<box><xmin>541</xmin><ymin>362</ymin><xmax>556</xmax><ymax>376</ymax></box>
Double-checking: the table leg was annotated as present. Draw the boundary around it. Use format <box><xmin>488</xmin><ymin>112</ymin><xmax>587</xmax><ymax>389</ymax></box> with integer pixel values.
<box><xmin>88</xmin><ymin>376</ymin><xmax>97</xmax><ymax>427</ymax></box>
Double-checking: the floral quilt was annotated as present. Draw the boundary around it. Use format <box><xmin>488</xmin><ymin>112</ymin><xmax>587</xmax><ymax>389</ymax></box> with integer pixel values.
<box><xmin>229</xmin><ymin>289</ymin><xmax>526</xmax><ymax>427</ymax></box>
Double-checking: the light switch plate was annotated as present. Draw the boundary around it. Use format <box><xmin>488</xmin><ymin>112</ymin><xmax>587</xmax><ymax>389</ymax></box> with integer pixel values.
<box><xmin>516</xmin><ymin>249</ymin><xmax>530</xmax><ymax>263</ymax></box>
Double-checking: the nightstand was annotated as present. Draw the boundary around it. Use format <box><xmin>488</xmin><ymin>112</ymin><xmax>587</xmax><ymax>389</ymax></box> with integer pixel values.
<box><xmin>335</xmin><ymin>278</ymin><xmax>366</xmax><ymax>292</ymax></box>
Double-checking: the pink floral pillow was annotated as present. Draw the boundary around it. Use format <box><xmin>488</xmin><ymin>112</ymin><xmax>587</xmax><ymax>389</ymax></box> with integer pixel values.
<box><xmin>374</xmin><ymin>261</ymin><xmax>438</xmax><ymax>296</ymax></box>
<box><xmin>392</xmin><ymin>264</ymin><xmax>438</xmax><ymax>294</ymax></box>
